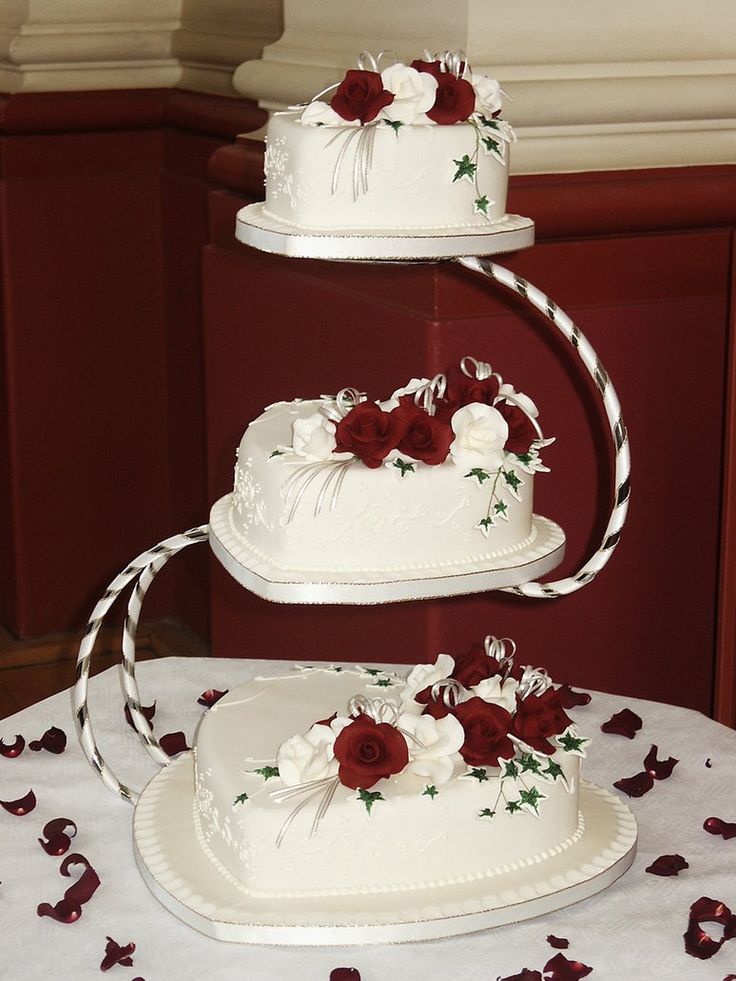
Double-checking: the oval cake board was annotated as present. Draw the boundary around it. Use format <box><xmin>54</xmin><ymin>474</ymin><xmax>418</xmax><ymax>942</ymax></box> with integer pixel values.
<box><xmin>235</xmin><ymin>203</ymin><xmax>535</xmax><ymax>262</ymax></box>
<box><xmin>208</xmin><ymin>495</ymin><xmax>566</xmax><ymax>605</ymax></box>
<box><xmin>134</xmin><ymin>753</ymin><xmax>637</xmax><ymax>946</ymax></box>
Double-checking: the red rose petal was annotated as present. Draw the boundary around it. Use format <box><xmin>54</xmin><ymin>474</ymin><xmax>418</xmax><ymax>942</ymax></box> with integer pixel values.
<box><xmin>37</xmin><ymin>853</ymin><xmax>100</xmax><ymax>923</ymax></box>
<box><xmin>197</xmin><ymin>689</ymin><xmax>228</xmax><ymax>708</ymax></box>
<box><xmin>645</xmin><ymin>854</ymin><xmax>689</xmax><ymax>876</ymax></box>
<box><xmin>600</xmin><ymin>708</ymin><xmax>642</xmax><ymax>739</ymax></box>
<box><xmin>100</xmin><ymin>936</ymin><xmax>136</xmax><ymax>971</ymax></box>
<box><xmin>684</xmin><ymin>897</ymin><xmax>736</xmax><ymax>959</ymax></box>
<box><xmin>498</xmin><ymin>972</ymin><xmax>543</xmax><ymax>981</ymax></box>
<box><xmin>29</xmin><ymin>726</ymin><xmax>67</xmax><ymax>754</ymax></box>
<box><xmin>543</xmin><ymin>953</ymin><xmax>593</xmax><ymax>979</ymax></box>
<box><xmin>547</xmin><ymin>935</ymin><xmax>570</xmax><ymax>949</ymax></box>
<box><xmin>124</xmin><ymin>702</ymin><xmax>156</xmax><ymax>730</ymax></box>
<box><xmin>644</xmin><ymin>744</ymin><xmax>679</xmax><ymax>780</ymax></box>
<box><xmin>613</xmin><ymin>771</ymin><xmax>654</xmax><ymax>798</ymax></box>
<box><xmin>1</xmin><ymin>788</ymin><xmax>37</xmax><ymax>815</ymax></box>
<box><xmin>330</xmin><ymin>970</ymin><xmax>361</xmax><ymax>981</ymax></box>
<box><xmin>159</xmin><ymin>731</ymin><xmax>190</xmax><ymax>756</ymax></box>
<box><xmin>704</xmin><ymin>817</ymin><xmax>736</xmax><ymax>840</ymax></box>
<box><xmin>556</xmin><ymin>685</ymin><xmax>591</xmax><ymax>709</ymax></box>
<box><xmin>705</xmin><ymin>758</ymin><xmax>712</xmax><ymax>768</ymax></box>
<box><xmin>0</xmin><ymin>734</ymin><xmax>25</xmax><ymax>758</ymax></box>
<box><xmin>39</xmin><ymin>818</ymin><xmax>78</xmax><ymax>856</ymax></box>
<box><xmin>684</xmin><ymin>921</ymin><xmax>725</xmax><ymax>960</ymax></box>
<box><xmin>723</xmin><ymin>975</ymin><xmax>736</xmax><ymax>980</ymax></box>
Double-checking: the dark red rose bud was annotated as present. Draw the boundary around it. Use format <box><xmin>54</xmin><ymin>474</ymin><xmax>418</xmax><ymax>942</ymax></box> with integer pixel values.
<box><xmin>542</xmin><ymin>953</ymin><xmax>593</xmax><ymax>979</ymax></box>
<box><xmin>644</xmin><ymin>744</ymin><xmax>678</xmax><ymax>780</ymax></box>
<box><xmin>646</xmin><ymin>854</ymin><xmax>689</xmax><ymax>876</ymax></box>
<box><xmin>426</xmin><ymin>72</ymin><xmax>475</xmax><ymax>124</ymax></box>
<box><xmin>547</xmin><ymin>935</ymin><xmax>570</xmax><ymax>949</ymax></box>
<box><xmin>613</xmin><ymin>771</ymin><xmax>654</xmax><ymax>798</ymax></box>
<box><xmin>600</xmin><ymin>708</ymin><xmax>642</xmax><ymax>739</ymax></box>
<box><xmin>197</xmin><ymin>689</ymin><xmax>228</xmax><ymax>708</ymax></box>
<box><xmin>39</xmin><ymin>818</ymin><xmax>78</xmax><ymax>856</ymax></box>
<box><xmin>435</xmin><ymin>364</ymin><xmax>500</xmax><ymax>422</ymax></box>
<box><xmin>333</xmin><ymin>714</ymin><xmax>408</xmax><ymax>790</ymax></box>
<box><xmin>454</xmin><ymin>697</ymin><xmax>514</xmax><ymax>767</ymax></box>
<box><xmin>0</xmin><ymin>734</ymin><xmax>25</xmax><ymax>758</ymax></box>
<box><xmin>451</xmin><ymin>643</ymin><xmax>503</xmax><ymax>689</ymax></box>
<box><xmin>330</xmin><ymin>970</ymin><xmax>361</xmax><ymax>981</ymax></box>
<box><xmin>409</xmin><ymin>59</ymin><xmax>444</xmax><ymax>81</ymax></box>
<box><xmin>512</xmin><ymin>688</ymin><xmax>572</xmax><ymax>756</ymax></box>
<box><xmin>1</xmin><ymin>788</ymin><xmax>37</xmax><ymax>815</ymax></box>
<box><xmin>100</xmin><ymin>937</ymin><xmax>136</xmax><ymax>972</ymax></box>
<box><xmin>124</xmin><ymin>702</ymin><xmax>156</xmax><ymax>730</ymax></box>
<box><xmin>330</xmin><ymin>69</ymin><xmax>394</xmax><ymax>124</ymax></box>
<box><xmin>335</xmin><ymin>402</ymin><xmax>403</xmax><ymax>469</ymax></box>
<box><xmin>29</xmin><ymin>726</ymin><xmax>67</xmax><ymax>754</ymax></box>
<box><xmin>159</xmin><ymin>731</ymin><xmax>190</xmax><ymax>756</ymax></box>
<box><xmin>556</xmin><ymin>685</ymin><xmax>591</xmax><ymax>710</ymax></box>
<box><xmin>704</xmin><ymin>816</ymin><xmax>736</xmax><ymax>840</ymax></box>
<box><xmin>495</xmin><ymin>401</ymin><xmax>537</xmax><ymax>455</ymax></box>
<box><xmin>315</xmin><ymin>712</ymin><xmax>338</xmax><ymax>728</ymax></box>
<box><xmin>392</xmin><ymin>402</ymin><xmax>452</xmax><ymax>465</ymax></box>
<box><xmin>498</xmin><ymin>971</ymin><xmax>543</xmax><ymax>981</ymax></box>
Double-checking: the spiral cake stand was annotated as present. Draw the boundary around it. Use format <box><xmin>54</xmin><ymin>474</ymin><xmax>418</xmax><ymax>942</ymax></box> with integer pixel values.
<box><xmin>73</xmin><ymin>219</ymin><xmax>635</xmax><ymax>943</ymax></box>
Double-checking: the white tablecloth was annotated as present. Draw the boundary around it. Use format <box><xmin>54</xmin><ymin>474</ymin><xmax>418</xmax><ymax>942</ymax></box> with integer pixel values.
<box><xmin>2</xmin><ymin>657</ymin><xmax>736</xmax><ymax>980</ymax></box>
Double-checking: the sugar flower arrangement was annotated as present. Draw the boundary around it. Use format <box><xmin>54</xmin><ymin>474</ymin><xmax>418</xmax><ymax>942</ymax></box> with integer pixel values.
<box><xmin>265</xmin><ymin>637</ymin><xmax>588</xmax><ymax>827</ymax></box>
<box><xmin>272</xmin><ymin>356</ymin><xmax>553</xmax><ymax>538</ymax></box>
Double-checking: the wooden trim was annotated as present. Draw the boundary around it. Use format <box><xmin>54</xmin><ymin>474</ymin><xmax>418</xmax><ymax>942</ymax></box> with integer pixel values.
<box><xmin>715</xmin><ymin>231</ymin><xmax>736</xmax><ymax>728</ymax></box>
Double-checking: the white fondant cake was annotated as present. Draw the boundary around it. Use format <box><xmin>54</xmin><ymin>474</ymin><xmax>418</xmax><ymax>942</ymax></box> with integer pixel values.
<box><xmin>193</xmin><ymin>638</ymin><xmax>587</xmax><ymax>899</ymax></box>
<box><xmin>215</xmin><ymin>357</ymin><xmax>554</xmax><ymax>578</ymax></box>
<box><xmin>262</xmin><ymin>51</ymin><xmax>514</xmax><ymax>233</ymax></box>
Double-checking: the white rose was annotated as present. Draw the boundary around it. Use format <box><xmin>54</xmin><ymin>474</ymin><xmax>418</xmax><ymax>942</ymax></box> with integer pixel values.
<box><xmin>299</xmin><ymin>101</ymin><xmax>350</xmax><ymax>127</ymax></box>
<box><xmin>400</xmin><ymin>653</ymin><xmax>455</xmax><ymax>715</ymax></box>
<box><xmin>471</xmin><ymin>675</ymin><xmax>519</xmax><ymax>714</ymax></box>
<box><xmin>276</xmin><ymin>723</ymin><xmax>338</xmax><ymax>786</ymax></box>
<box><xmin>449</xmin><ymin>403</ymin><xmax>509</xmax><ymax>469</ymax></box>
<box><xmin>380</xmin><ymin>64</ymin><xmax>437</xmax><ymax>124</ymax></box>
<box><xmin>498</xmin><ymin>383</ymin><xmax>539</xmax><ymax>419</ymax></box>
<box><xmin>292</xmin><ymin>413</ymin><xmax>337</xmax><ymax>460</ymax></box>
<box><xmin>399</xmin><ymin>711</ymin><xmax>465</xmax><ymax>786</ymax></box>
<box><xmin>471</xmin><ymin>73</ymin><xmax>502</xmax><ymax>116</ymax></box>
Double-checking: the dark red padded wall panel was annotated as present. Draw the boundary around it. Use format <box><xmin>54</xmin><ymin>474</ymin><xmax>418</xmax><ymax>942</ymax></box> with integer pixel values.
<box><xmin>203</xmin><ymin>222</ymin><xmax>730</xmax><ymax>714</ymax></box>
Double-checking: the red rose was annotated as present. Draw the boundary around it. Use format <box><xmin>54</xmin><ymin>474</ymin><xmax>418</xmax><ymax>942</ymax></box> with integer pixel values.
<box><xmin>426</xmin><ymin>74</ymin><xmax>476</xmax><ymax>124</ymax></box>
<box><xmin>330</xmin><ymin>70</ymin><xmax>394</xmax><ymax>124</ymax></box>
<box><xmin>451</xmin><ymin>643</ymin><xmax>503</xmax><ymax>689</ymax></box>
<box><xmin>335</xmin><ymin>402</ymin><xmax>403</xmax><ymax>468</ymax></box>
<box><xmin>434</xmin><ymin>364</ymin><xmax>500</xmax><ymax>422</ymax></box>
<box><xmin>454</xmin><ymin>698</ymin><xmax>515</xmax><ymax>767</ymax></box>
<box><xmin>512</xmin><ymin>688</ymin><xmax>573</xmax><ymax>755</ymax></box>
<box><xmin>409</xmin><ymin>59</ymin><xmax>445</xmax><ymax>82</ymax></box>
<box><xmin>392</xmin><ymin>402</ymin><xmax>452</xmax><ymax>465</ymax></box>
<box><xmin>333</xmin><ymin>714</ymin><xmax>409</xmax><ymax>789</ymax></box>
<box><xmin>495</xmin><ymin>402</ymin><xmax>536</xmax><ymax>455</ymax></box>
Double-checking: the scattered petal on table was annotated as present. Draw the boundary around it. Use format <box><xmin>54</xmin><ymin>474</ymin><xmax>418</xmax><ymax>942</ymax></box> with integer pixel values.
<box><xmin>197</xmin><ymin>689</ymin><xmax>228</xmax><ymax>708</ymax></box>
<box><xmin>543</xmin><ymin>953</ymin><xmax>593</xmax><ymax>979</ymax></box>
<box><xmin>556</xmin><ymin>685</ymin><xmax>591</xmax><ymax>709</ymax></box>
<box><xmin>0</xmin><ymin>788</ymin><xmax>37</xmax><ymax>815</ymax></box>
<box><xmin>600</xmin><ymin>708</ymin><xmax>642</xmax><ymax>739</ymax></box>
<box><xmin>39</xmin><ymin>818</ymin><xmax>78</xmax><ymax>856</ymax></box>
<box><xmin>159</xmin><ymin>731</ymin><xmax>190</xmax><ymax>756</ymax></box>
<box><xmin>613</xmin><ymin>771</ymin><xmax>654</xmax><ymax>798</ymax></box>
<box><xmin>705</xmin><ymin>758</ymin><xmax>712</xmax><ymax>768</ymax></box>
<box><xmin>37</xmin><ymin>853</ymin><xmax>100</xmax><ymax>923</ymax></box>
<box><xmin>124</xmin><ymin>702</ymin><xmax>156</xmax><ymax>731</ymax></box>
<box><xmin>29</xmin><ymin>726</ymin><xmax>67</xmax><ymax>754</ymax></box>
<box><xmin>684</xmin><ymin>897</ymin><xmax>736</xmax><ymax>960</ymax></box>
<box><xmin>100</xmin><ymin>936</ymin><xmax>136</xmax><ymax>971</ymax></box>
<box><xmin>0</xmin><ymin>735</ymin><xmax>25</xmax><ymax>758</ymax></box>
<box><xmin>330</xmin><ymin>970</ymin><xmax>361</xmax><ymax>981</ymax></box>
<box><xmin>704</xmin><ymin>817</ymin><xmax>736</xmax><ymax>840</ymax></box>
<box><xmin>547</xmin><ymin>935</ymin><xmax>570</xmax><ymax>948</ymax></box>
<box><xmin>645</xmin><ymin>854</ymin><xmax>689</xmax><ymax>876</ymax></box>
<box><xmin>723</xmin><ymin>975</ymin><xmax>736</xmax><ymax>980</ymax></box>
<box><xmin>498</xmin><ymin>971</ymin><xmax>543</xmax><ymax>981</ymax></box>
<box><xmin>644</xmin><ymin>744</ymin><xmax>679</xmax><ymax>780</ymax></box>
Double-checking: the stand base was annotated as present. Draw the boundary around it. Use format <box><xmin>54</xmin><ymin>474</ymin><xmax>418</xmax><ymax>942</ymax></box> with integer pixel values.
<box><xmin>134</xmin><ymin>754</ymin><xmax>637</xmax><ymax>946</ymax></box>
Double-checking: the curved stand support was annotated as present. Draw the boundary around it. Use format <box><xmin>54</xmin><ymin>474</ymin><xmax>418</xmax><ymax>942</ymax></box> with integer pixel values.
<box><xmin>458</xmin><ymin>257</ymin><xmax>631</xmax><ymax>598</ymax></box>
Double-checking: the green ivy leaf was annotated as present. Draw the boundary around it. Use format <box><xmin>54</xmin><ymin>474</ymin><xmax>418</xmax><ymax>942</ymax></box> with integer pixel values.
<box><xmin>384</xmin><ymin>119</ymin><xmax>403</xmax><ymax>134</ymax></box>
<box><xmin>363</xmin><ymin>668</ymin><xmax>382</xmax><ymax>676</ymax></box>
<box><xmin>453</xmin><ymin>154</ymin><xmax>477</xmax><ymax>182</ymax></box>
<box><xmin>481</xmin><ymin>136</ymin><xmax>501</xmax><ymax>155</ymax></box>
<box><xmin>494</xmin><ymin>500</ymin><xmax>508</xmax><ymax>516</ymax></box>
<box><xmin>269</xmin><ymin>449</ymin><xmax>284</xmax><ymax>458</ymax></box>
<box><xmin>393</xmin><ymin>458</ymin><xmax>416</xmax><ymax>477</ymax></box>
<box><xmin>556</xmin><ymin>728</ymin><xmax>590</xmax><ymax>756</ymax></box>
<box><xmin>479</xmin><ymin>115</ymin><xmax>501</xmax><ymax>129</ymax></box>
<box><xmin>467</xmin><ymin>767</ymin><xmax>489</xmax><ymax>782</ymax></box>
<box><xmin>479</xmin><ymin>807</ymin><xmax>496</xmax><ymax>818</ymax></box>
<box><xmin>357</xmin><ymin>788</ymin><xmax>384</xmax><ymax>814</ymax></box>
<box><xmin>253</xmin><ymin>765</ymin><xmax>280</xmax><ymax>781</ymax></box>
<box><xmin>423</xmin><ymin>785</ymin><xmax>438</xmax><ymax>800</ymax></box>
<box><xmin>464</xmin><ymin>468</ymin><xmax>492</xmax><ymax>484</ymax></box>
<box><xmin>332</xmin><ymin>666</ymin><xmax>343</xmax><ymax>673</ymax></box>
<box><xmin>515</xmin><ymin>452</ymin><xmax>532</xmax><ymax>465</ymax></box>
<box><xmin>375</xmin><ymin>677</ymin><xmax>393</xmax><ymax>688</ymax></box>
<box><xmin>519</xmin><ymin>786</ymin><xmax>546</xmax><ymax>815</ymax></box>
<box><xmin>503</xmin><ymin>470</ymin><xmax>522</xmax><ymax>492</ymax></box>
<box><xmin>543</xmin><ymin>759</ymin><xmax>564</xmax><ymax>781</ymax></box>
<box><xmin>233</xmin><ymin>792</ymin><xmax>249</xmax><ymax>806</ymax></box>
<box><xmin>505</xmin><ymin>799</ymin><xmax>522</xmax><ymax>814</ymax></box>
<box><xmin>503</xmin><ymin>759</ymin><xmax>519</xmax><ymax>779</ymax></box>
<box><xmin>474</xmin><ymin>194</ymin><xmax>490</xmax><ymax>215</ymax></box>
<box><xmin>518</xmin><ymin>753</ymin><xmax>542</xmax><ymax>775</ymax></box>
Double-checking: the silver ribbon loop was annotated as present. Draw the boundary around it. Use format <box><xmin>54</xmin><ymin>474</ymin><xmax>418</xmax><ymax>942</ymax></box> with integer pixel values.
<box><xmin>348</xmin><ymin>695</ymin><xmax>400</xmax><ymax>727</ymax></box>
<box><xmin>335</xmin><ymin>387</ymin><xmax>364</xmax><ymax>417</ymax></box>
<box><xmin>430</xmin><ymin>677</ymin><xmax>465</xmax><ymax>708</ymax></box>
<box><xmin>357</xmin><ymin>50</ymin><xmax>398</xmax><ymax>72</ymax></box>
<box><xmin>460</xmin><ymin>356</ymin><xmax>493</xmax><ymax>380</ymax></box>
<box><xmin>517</xmin><ymin>664</ymin><xmax>553</xmax><ymax>700</ymax></box>
<box><xmin>412</xmin><ymin>373</ymin><xmax>447</xmax><ymax>416</ymax></box>
<box><xmin>484</xmin><ymin>635</ymin><xmax>516</xmax><ymax>675</ymax></box>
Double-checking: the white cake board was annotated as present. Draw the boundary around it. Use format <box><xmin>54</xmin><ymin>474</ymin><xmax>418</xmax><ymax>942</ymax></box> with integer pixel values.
<box><xmin>208</xmin><ymin>495</ymin><xmax>566</xmax><ymax>605</ymax></box>
<box><xmin>236</xmin><ymin>203</ymin><xmax>535</xmax><ymax>262</ymax></box>
<box><xmin>134</xmin><ymin>753</ymin><xmax>637</xmax><ymax>946</ymax></box>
